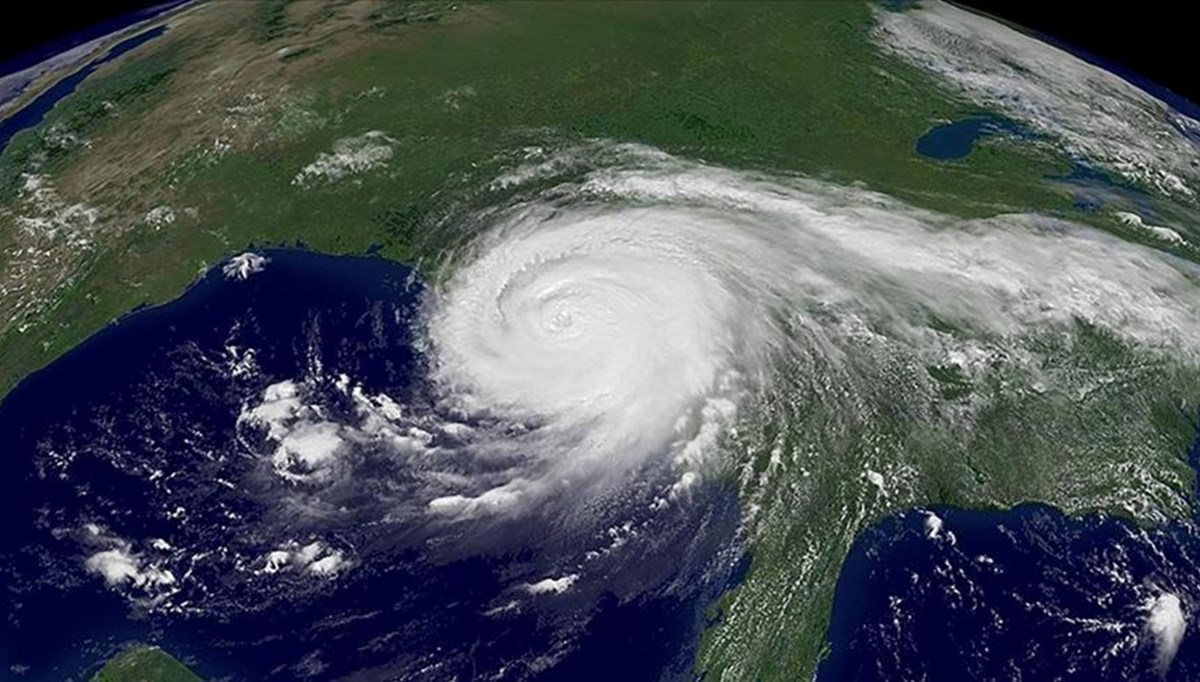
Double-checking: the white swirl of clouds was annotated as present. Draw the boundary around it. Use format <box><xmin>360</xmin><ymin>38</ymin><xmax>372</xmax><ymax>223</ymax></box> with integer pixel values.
<box><xmin>418</xmin><ymin>142</ymin><xmax>1200</xmax><ymax>520</ymax></box>
<box><xmin>425</xmin><ymin>195</ymin><xmax>778</xmax><ymax>518</ymax></box>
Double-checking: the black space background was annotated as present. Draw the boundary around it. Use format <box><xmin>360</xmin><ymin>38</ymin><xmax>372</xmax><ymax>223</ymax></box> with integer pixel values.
<box><xmin>0</xmin><ymin>1</ymin><xmax>161</xmax><ymax>67</ymax></box>
<box><xmin>0</xmin><ymin>1</ymin><xmax>1196</xmax><ymax>105</ymax></box>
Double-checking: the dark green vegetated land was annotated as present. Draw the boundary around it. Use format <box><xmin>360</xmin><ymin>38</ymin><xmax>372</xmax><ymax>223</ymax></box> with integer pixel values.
<box><xmin>91</xmin><ymin>647</ymin><xmax>202</xmax><ymax>682</ymax></box>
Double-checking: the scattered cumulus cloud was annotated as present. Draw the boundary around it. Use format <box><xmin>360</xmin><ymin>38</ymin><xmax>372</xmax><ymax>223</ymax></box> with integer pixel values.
<box><xmin>292</xmin><ymin>130</ymin><xmax>396</xmax><ymax>188</ymax></box>
<box><xmin>80</xmin><ymin>524</ymin><xmax>176</xmax><ymax>596</ymax></box>
<box><xmin>259</xmin><ymin>540</ymin><xmax>350</xmax><ymax>579</ymax></box>
<box><xmin>144</xmin><ymin>205</ymin><xmax>176</xmax><ymax>230</ymax></box>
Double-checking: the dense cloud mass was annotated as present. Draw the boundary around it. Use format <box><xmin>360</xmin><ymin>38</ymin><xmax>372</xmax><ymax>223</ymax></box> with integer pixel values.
<box><xmin>415</xmin><ymin>142</ymin><xmax>1200</xmax><ymax>519</ymax></box>
<box><xmin>9</xmin><ymin>140</ymin><xmax>1200</xmax><ymax>681</ymax></box>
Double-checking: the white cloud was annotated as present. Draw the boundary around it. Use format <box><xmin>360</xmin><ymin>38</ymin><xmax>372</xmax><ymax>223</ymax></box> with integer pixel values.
<box><xmin>271</xmin><ymin>421</ymin><xmax>345</xmax><ymax>484</ymax></box>
<box><xmin>144</xmin><ymin>205</ymin><xmax>176</xmax><ymax>230</ymax></box>
<box><xmin>13</xmin><ymin>173</ymin><xmax>98</xmax><ymax>245</ymax></box>
<box><xmin>522</xmin><ymin>574</ymin><xmax>578</xmax><ymax>596</ymax></box>
<box><xmin>292</xmin><ymin>130</ymin><xmax>396</xmax><ymax>188</ymax></box>
<box><xmin>242</xmin><ymin>383</ymin><xmax>346</xmax><ymax>484</ymax></box>
<box><xmin>223</xmin><ymin>252</ymin><xmax>269</xmax><ymax>280</ymax></box>
<box><xmin>420</xmin><ymin>141</ymin><xmax>1200</xmax><ymax>521</ymax></box>
<box><xmin>428</xmin><ymin>484</ymin><xmax>529</xmax><ymax>519</ymax></box>
<box><xmin>923</xmin><ymin>511</ymin><xmax>943</xmax><ymax>539</ymax></box>
<box><xmin>874</xmin><ymin>1</ymin><xmax>1200</xmax><ymax>198</ymax></box>
<box><xmin>240</xmin><ymin>377</ymin><xmax>447</xmax><ymax>486</ymax></box>
<box><xmin>1146</xmin><ymin>592</ymin><xmax>1187</xmax><ymax>674</ymax></box>
<box><xmin>242</xmin><ymin>380</ymin><xmax>304</xmax><ymax>437</ymax></box>
<box><xmin>257</xmin><ymin>540</ymin><xmax>349</xmax><ymax>578</ymax></box>
<box><xmin>308</xmin><ymin>553</ymin><xmax>348</xmax><ymax>577</ymax></box>
<box><xmin>1115</xmin><ymin>212</ymin><xmax>1188</xmax><ymax>246</ymax></box>
<box><xmin>262</xmin><ymin>550</ymin><xmax>292</xmax><ymax>574</ymax></box>
<box><xmin>86</xmin><ymin>548</ymin><xmax>143</xmax><ymax>587</ymax></box>
<box><xmin>81</xmin><ymin>528</ymin><xmax>176</xmax><ymax>592</ymax></box>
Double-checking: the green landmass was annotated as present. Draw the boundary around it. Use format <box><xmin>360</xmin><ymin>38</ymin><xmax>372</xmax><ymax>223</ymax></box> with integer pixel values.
<box><xmin>2</xmin><ymin>2</ymin><xmax>1197</xmax><ymax>680</ymax></box>
<box><xmin>0</xmin><ymin>0</ymin><xmax>1081</xmax><ymax>400</ymax></box>
<box><xmin>91</xmin><ymin>646</ymin><xmax>201</xmax><ymax>682</ymax></box>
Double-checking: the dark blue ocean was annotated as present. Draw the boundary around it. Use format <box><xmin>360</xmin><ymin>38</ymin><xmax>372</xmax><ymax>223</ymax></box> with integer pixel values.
<box><xmin>0</xmin><ymin>250</ymin><xmax>741</xmax><ymax>680</ymax></box>
<box><xmin>816</xmin><ymin>500</ymin><xmax>1200</xmax><ymax>681</ymax></box>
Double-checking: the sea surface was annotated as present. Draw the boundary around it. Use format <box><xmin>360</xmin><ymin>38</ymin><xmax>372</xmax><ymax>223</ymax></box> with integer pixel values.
<box><xmin>817</xmin><ymin>483</ymin><xmax>1200</xmax><ymax>680</ymax></box>
<box><xmin>0</xmin><ymin>249</ymin><xmax>739</xmax><ymax>681</ymax></box>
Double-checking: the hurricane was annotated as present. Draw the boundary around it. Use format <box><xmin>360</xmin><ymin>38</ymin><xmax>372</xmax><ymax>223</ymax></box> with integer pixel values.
<box><xmin>6</xmin><ymin>141</ymin><xmax>1200</xmax><ymax>681</ymax></box>
<box><xmin>416</xmin><ymin>142</ymin><xmax>1200</xmax><ymax>523</ymax></box>
<box><xmin>10</xmin><ymin>2</ymin><xmax>1200</xmax><ymax>678</ymax></box>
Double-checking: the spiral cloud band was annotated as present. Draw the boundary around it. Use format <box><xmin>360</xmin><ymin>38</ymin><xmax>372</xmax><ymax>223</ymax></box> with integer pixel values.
<box><xmin>419</xmin><ymin>143</ymin><xmax>1200</xmax><ymax>519</ymax></box>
